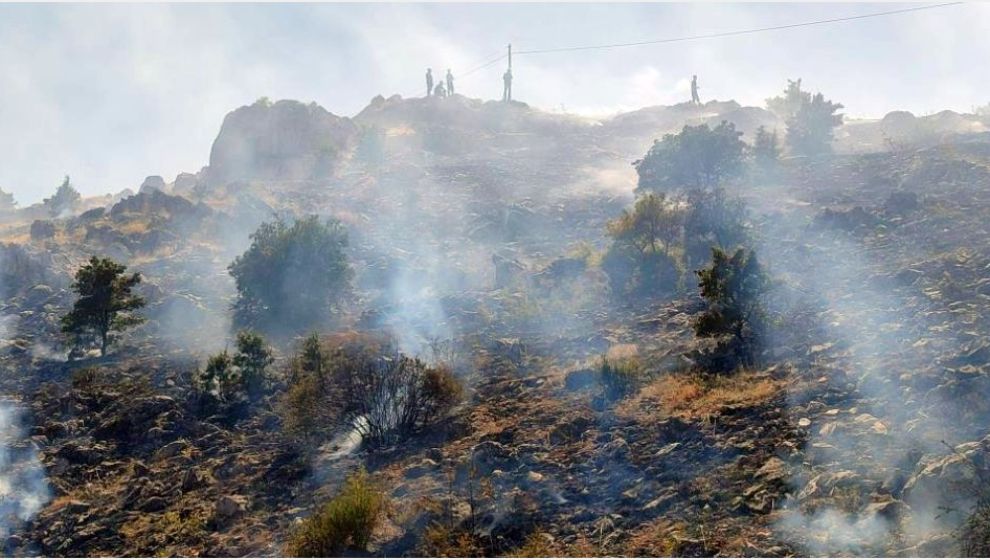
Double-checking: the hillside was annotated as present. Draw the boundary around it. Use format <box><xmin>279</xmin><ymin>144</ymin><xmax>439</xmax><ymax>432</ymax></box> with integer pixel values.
<box><xmin>3</xmin><ymin>93</ymin><xmax>990</xmax><ymax>557</ymax></box>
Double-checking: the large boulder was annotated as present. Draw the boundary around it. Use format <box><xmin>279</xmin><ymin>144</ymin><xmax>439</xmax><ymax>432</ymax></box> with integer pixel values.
<box><xmin>205</xmin><ymin>98</ymin><xmax>358</xmax><ymax>184</ymax></box>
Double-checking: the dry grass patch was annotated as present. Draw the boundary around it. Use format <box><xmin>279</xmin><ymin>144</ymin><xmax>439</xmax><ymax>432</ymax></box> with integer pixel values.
<box><xmin>617</xmin><ymin>370</ymin><xmax>780</xmax><ymax>422</ymax></box>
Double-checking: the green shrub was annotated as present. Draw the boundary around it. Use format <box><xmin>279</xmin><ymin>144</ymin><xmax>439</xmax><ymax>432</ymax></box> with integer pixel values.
<box><xmin>195</xmin><ymin>331</ymin><xmax>273</xmax><ymax>403</ymax></box>
<box><xmin>229</xmin><ymin>216</ymin><xmax>353</xmax><ymax>333</ymax></box>
<box><xmin>694</xmin><ymin>247</ymin><xmax>771</xmax><ymax>372</ymax></box>
<box><xmin>287</xmin><ymin>470</ymin><xmax>387</xmax><ymax>557</ymax></box>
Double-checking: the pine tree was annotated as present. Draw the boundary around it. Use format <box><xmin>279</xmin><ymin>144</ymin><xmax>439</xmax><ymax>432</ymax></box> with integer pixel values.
<box><xmin>61</xmin><ymin>256</ymin><xmax>145</xmax><ymax>356</ymax></box>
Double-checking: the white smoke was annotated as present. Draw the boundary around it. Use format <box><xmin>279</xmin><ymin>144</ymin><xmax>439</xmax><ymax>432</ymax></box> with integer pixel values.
<box><xmin>0</xmin><ymin>401</ymin><xmax>51</xmax><ymax>539</ymax></box>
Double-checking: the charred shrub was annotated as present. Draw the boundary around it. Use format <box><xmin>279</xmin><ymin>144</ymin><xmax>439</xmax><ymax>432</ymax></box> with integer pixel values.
<box><xmin>287</xmin><ymin>469</ymin><xmax>387</xmax><ymax>557</ymax></box>
<box><xmin>694</xmin><ymin>247</ymin><xmax>770</xmax><ymax>372</ymax></box>
<box><xmin>280</xmin><ymin>333</ymin><xmax>463</xmax><ymax>447</ymax></box>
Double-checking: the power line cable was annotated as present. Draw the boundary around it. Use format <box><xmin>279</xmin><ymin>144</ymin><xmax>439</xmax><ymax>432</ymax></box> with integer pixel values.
<box><xmin>515</xmin><ymin>2</ymin><xmax>963</xmax><ymax>55</ymax></box>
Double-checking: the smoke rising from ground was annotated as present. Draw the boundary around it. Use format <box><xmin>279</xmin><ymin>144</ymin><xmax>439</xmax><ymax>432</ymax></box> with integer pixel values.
<box><xmin>0</xmin><ymin>402</ymin><xmax>50</xmax><ymax>540</ymax></box>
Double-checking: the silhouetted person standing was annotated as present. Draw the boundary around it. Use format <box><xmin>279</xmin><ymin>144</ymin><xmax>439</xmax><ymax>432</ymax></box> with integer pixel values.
<box><xmin>426</xmin><ymin>68</ymin><xmax>434</xmax><ymax>97</ymax></box>
<box><xmin>446</xmin><ymin>69</ymin><xmax>455</xmax><ymax>95</ymax></box>
<box><xmin>502</xmin><ymin>68</ymin><xmax>512</xmax><ymax>102</ymax></box>
<box><xmin>691</xmin><ymin>75</ymin><xmax>701</xmax><ymax>105</ymax></box>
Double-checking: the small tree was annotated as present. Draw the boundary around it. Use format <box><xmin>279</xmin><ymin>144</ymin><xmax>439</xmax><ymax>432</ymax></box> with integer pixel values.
<box><xmin>605</xmin><ymin>193</ymin><xmax>683</xmax><ymax>297</ymax></box>
<box><xmin>683</xmin><ymin>188</ymin><xmax>750</xmax><ymax>269</ymax></box>
<box><xmin>44</xmin><ymin>176</ymin><xmax>81</xmax><ymax>218</ymax></box>
<box><xmin>197</xmin><ymin>331</ymin><xmax>273</xmax><ymax>402</ymax></box>
<box><xmin>635</xmin><ymin>121</ymin><xmax>746</xmax><ymax>194</ymax></box>
<box><xmin>694</xmin><ymin>247</ymin><xmax>770</xmax><ymax>371</ymax></box>
<box><xmin>61</xmin><ymin>256</ymin><xmax>145</xmax><ymax>356</ymax></box>
<box><xmin>200</xmin><ymin>349</ymin><xmax>235</xmax><ymax>401</ymax></box>
<box><xmin>786</xmin><ymin>92</ymin><xmax>844</xmax><ymax>157</ymax></box>
<box><xmin>232</xmin><ymin>330</ymin><xmax>274</xmax><ymax>399</ymax></box>
<box><xmin>752</xmin><ymin>126</ymin><xmax>780</xmax><ymax>170</ymax></box>
<box><xmin>765</xmin><ymin>79</ymin><xmax>810</xmax><ymax>121</ymax></box>
<box><xmin>229</xmin><ymin>216</ymin><xmax>353</xmax><ymax>333</ymax></box>
<box><xmin>607</xmin><ymin>193</ymin><xmax>682</xmax><ymax>257</ymax></box>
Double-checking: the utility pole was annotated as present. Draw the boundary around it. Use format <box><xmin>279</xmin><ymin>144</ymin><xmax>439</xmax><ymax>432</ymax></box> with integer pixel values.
<box><xmin>504</xmin><ymin>43</ymin><xmax>513</xmax><ymax>102</ymax></box>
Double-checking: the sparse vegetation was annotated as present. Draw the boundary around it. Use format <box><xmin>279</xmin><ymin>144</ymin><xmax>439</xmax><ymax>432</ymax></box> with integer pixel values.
<box><xmin>287</xmin><ymin>469</ymin><xmax>387</xmax><ymax>557</ymax></box>
<box><xmin>694</xmin><ymin>247</ymin><xmax>771</xmax><ymax>372</ymax></box>
<box><xmin>61</xmin><ymin>256</ymin><xmax>145</xmax><ymax>357</ymax></box>
<box><xmin>786</xmin><ymin>92</ymin><xmax>844</xmax><ymax>157</ymax></box>
<box><xmin>229</xmin><ymin>216</ymin><xmax>353</xmax><ymax>334</ymax></box>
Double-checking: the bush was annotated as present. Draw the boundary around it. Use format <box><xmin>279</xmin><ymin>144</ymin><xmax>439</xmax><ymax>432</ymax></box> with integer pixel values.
<box><xmin>605</xmin><ymin>193</ymin><xmax>684</xmax><ymax>298</ymax></box>
<box><xmin>287</xmin><ymin>470</ymin><xmax>387</xmax><ymax>557</ymax></box>
<box><xmin>786</xmin><ymin>92</ymin><xmax>844</xmax><ymax>157</ymax></box>
<box><xmin>635</xmin><ymin>121</ymin><xmax>745</xmax><ymax>194</ymax></box>
<box><xmin>683</xmin><ymin>188</ymin><xmax>750</xmax><ymax>270</ymax></box>
<box><xmin>694</xmin><ymin>247</ymin><xmax>771</xmax><ymax>372</ymax></box>
<box><xmin>229</xmin><ymin>216</ymin><xmax>353</xmax><ymax>334</ymax></box>
<box><xmin>600</xmin><ymin>356</ymin><xmax>643</xmax><ymax>401</ymax></box>
<box><xmin>196</xmin><ymin>330</ymin><xmax>273</xmax><ymax>403</ymax></box>
<box><xmin>280</xmin><ymin>333</ymin><xmax>463</xmax><ymax>447</ymax></box>
<box><xmin>752</xmin><ymin>126</ymin><xmax>780</xmax><ymax>172</ymax></box>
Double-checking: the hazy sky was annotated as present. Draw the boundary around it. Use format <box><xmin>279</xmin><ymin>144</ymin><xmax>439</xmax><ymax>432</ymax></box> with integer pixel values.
<box><xmin>1</xmin><ymin>2</ymin><xmax>986</xmax><ymax>204</ymax></box>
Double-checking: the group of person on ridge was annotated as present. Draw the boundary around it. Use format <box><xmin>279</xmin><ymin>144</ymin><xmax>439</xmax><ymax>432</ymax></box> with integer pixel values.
<box><xmin>424</xmin><ymin>66</ymin><xmax>513</xmax><ymax>101</ymax></box>
<box><xmin>425</xmin><ymin>68</ymin><xmax>456</xmax><ymax>98</ymax></box>
<box><xmin>424</xmin><ymin>67</ymin><xmax>700</xmax><ymax>105</ymax></box>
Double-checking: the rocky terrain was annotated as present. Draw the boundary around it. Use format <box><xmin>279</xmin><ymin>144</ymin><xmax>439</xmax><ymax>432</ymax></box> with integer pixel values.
<box><xmin>2</xmin><ymin>93</ymin><xmax>990</xmax><ymax>557</ymax></box>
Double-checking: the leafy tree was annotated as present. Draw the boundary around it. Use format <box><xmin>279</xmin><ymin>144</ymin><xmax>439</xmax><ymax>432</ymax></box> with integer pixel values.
<box><xmin>229</xmin><ymin>216</ymin><xmax>353</xmax><ymax>332</ymax></box>
<box><xmin>61</xmin><ymin>256</ymin><xmax>145</xmax><ymax>356</ymax></box>
<box><xmin>786</xmin><ymin>92</ymin><xmax>844</xmax><ymax>157</ymax></box>
<box><xmin>752</xmin><ymin>126</ymin><xmax>780</xmax><ymax>170</ymax></box>
<box><xmin>635</xmin><ymin>121</ymin><xmax>746</xmax><ymax>194</ymax></box>
<box><xmin>694</xmin><ymin>247</ymin><xmax>770</xmax><ymax>371</ymax></box>
<box><xmin>607</xmin><ymin>193</ymin><xmax>682</xmax><ymax>257</ymax></box>
<box><xmin>43</xmin><ymin>176</ymin><xmax>81</xmax><ymax>218</ymax></box>
<box><xmin>605</xmin><ymin>193</ymin><xmax>683</xmax><ymax>297</ymax></box>
<box><xmin>765</xmin><ymin>78</ymin><xmax>810</xmax><ymax>120</ymax></box>
<box><xmin>683</xmin><ymin>187</ymin><xmax>750</xmax><ymax>269</ymax></box>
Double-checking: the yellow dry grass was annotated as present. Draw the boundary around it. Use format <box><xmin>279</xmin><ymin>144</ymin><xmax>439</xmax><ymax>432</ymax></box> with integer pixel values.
<box><xmin>617</xmin><ymin>370</ymin><xmax>779</xmax><ymax>422</ymax></box>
